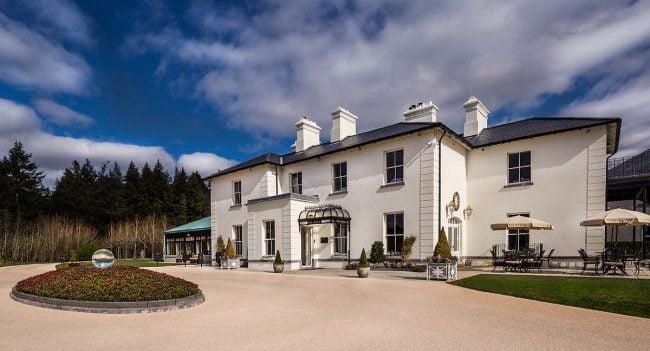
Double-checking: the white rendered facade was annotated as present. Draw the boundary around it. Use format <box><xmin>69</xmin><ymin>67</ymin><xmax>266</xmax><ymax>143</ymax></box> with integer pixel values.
<box><xmin>208</xmin><ymin>98</ymin><xmax>620</xmax><ymax>269</ymax></box>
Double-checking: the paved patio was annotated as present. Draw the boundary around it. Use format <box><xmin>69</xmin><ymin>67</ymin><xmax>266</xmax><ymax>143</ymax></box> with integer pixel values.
<box><xmin>1</xmin><ymin>264</ymin><xmax>649</xmax><ymax>351</ymax></box>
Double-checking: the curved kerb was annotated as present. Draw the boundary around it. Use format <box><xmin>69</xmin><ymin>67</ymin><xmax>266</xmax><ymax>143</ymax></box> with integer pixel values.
<box><xmin>10</xmin><ymin>287</ymin><xmax>204</xmax><ymax>314</ymax></box>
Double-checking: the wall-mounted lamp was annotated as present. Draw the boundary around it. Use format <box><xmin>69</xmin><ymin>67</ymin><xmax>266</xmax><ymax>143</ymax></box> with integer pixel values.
<box><xmin>463</xmin><ymin>205</ymin><xmax>473</xmax><ymax>219</ymax></box>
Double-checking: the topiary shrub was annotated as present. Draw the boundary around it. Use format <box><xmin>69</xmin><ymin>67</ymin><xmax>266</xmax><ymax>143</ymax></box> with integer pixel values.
<box><xmin>401</xmin><ymin>235</ymin><xmax>417</xmax><ymax>263</ymax></box>
<box><xmin>430</xmin><ymin>228</ymin><xmax>454</xmax><ymax>262</ymax></box>
<box><xmin>370</xmin><ymin>241</ymin><xmax>385</xmax><ymax>264</ymax></box>
<box><xmin>358</xmin><ymin>248</ymin><xmax>369</xmax><ymax>268</ymax></box>
<box><xmin>225</xmin><ymin>238</ymin><xmax>237</xmax><ymax>259</ymax></box>
<box><xmin>274</xmin><ymin>250</ymin><xmax>283</xmax><ymax>264</ymax></box>
<box><xmin>216</xmin><ymin>236</ymin><xmax>225</xmax><ymax>254</ymax></box>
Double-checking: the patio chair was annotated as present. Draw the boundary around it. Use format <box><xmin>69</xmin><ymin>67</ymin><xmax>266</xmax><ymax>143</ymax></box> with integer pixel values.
<box><xmin>601</xmin><ymin>249</ymin><xmax>627</xmax><ymax>276</ymax></box>
<box><xmin>634</xmin><ymin>258</ymin><xmax>650</xmax><ymax>276</ymax></box>
<box><xmin>503</xmin><ymin>250</ymin><xmax>521</xmax><ymax>272</ymax></box>
<box><xmin>540</xmin><ymin>249</ymin><xmax>555</xmax><ymax>268</ymax></box>
<box><xmin>578</xmin><ymin>249</ymin><xmax>600</xmax><ymax>275</ymax></box>
<box><xmin>525</xmin><ymin>249</ymin><xmax>544</xmax><ymax>272</ymax></box>
<box><xmin>490</xmin><ymin>248</ymin><xmax>505</xmax><ymax>272</ymax></box>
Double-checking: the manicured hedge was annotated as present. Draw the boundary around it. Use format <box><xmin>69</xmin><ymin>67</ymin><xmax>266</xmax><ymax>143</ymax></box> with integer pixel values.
<box><xmin>16</xmin><ymin>266</ymin><xmax>199</xmax><ymax>302</ymax></box>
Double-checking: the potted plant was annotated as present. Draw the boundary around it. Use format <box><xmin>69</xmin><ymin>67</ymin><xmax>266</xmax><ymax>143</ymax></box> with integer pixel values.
<box><xmin>357</xmin><ymin>248</ymin><xmax>370</xmax><ymax>278</ymax></box>
<box><xmin>426</xmin><ymin>229</ymin><xmax>458</xmax><ymax>280</ymax></box>
<box><xmin>273</xmin><ymin>250</ymin><xmax>284</xmax><ymax>273</ymax></box>
<box><xmin>224</xmin><ymin>238</ymin><xmax>239</xmax><ymax>269</ymax></box>
<box><xmin>370</xmin><ymin>241</ymin><xmax>385</xmax><ymax>267</ymax></box>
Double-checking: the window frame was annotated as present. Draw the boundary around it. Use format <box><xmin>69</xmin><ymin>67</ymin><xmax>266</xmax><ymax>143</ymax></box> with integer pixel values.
<box><xmin>233</xmin><ymin>225</ymin><xmax>243</xmax><ymax>256</ymax></box>
<box><xmin>232</xmin><ymin>180</ymin><xmax>242</xmax><ymax>205</ymax></box>
<box><xmin>507</xmin><ymin>212</ymin><xmax>530</xmax><ymax>251</ymax></box>
<box><xmin>290</xmin><ymin>172</ymin><xmax>303</xmax><ymax>194</ymax></box>
<box><xmin>332</xmin><ymin>162</ymin><xmax>348</xmax><ymax>192</ymax></box>
<box><xmin>264</xmin><ymin>220</ymin><xmax>275</xmax><ymax>255</ymax></box>
<box><xmin>385</xmin><ymin>212</ymin><xmax>404</xmax><ymax>256</ymax></box>
<box><xmin>507</xmin><ymin>151</ymin><xmax>531</xmax><ymax>184</ymax></box>
<box><xmin>332</xmin><ymin>222</ymin><xmax>348</xmax><ymax>255</ymax></box>
<box><xmin>385</xmin><ymin>149</ymin><xmax>404</xmax><ymax>184</ymax></box>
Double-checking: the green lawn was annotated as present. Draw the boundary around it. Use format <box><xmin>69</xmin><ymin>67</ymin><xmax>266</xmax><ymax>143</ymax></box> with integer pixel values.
<box><xmin>450</xmin><ymin>274</ymin><xmax>650</xmax><ymax>318</ymax></box>
<box><xmin>56</xmin><ymin>259</ymin><xmax>178</xmax><ymax>269</ymax></box>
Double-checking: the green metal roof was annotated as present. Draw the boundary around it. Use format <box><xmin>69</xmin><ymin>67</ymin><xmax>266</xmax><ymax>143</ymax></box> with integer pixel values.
<box><xmin>164</xmin><ymin>216</ymin><xmax>211</xmax><ymax>235</ymax></box>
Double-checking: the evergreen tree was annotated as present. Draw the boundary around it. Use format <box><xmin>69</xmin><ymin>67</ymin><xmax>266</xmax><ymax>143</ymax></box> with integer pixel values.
<box><xmin>51</xmin><ymin>159</ymin><xmax>97</xmax><ymax>221</ymax></box>
<box><xmin>140</xmin><ymin>162</ymin><xmax>154</xmax><ymax>215</ymax></box>
<box><xmin>150</xmin><ymin>160</ymin><xmax>171</xmax><ymax>215</ymax></box>
<box><xmin>2</xmin><ymin>142</ymin><xmax>47</xmax><ymax>221</ymax></box>
<box><xmin>186</xmin><ymin>171</ymin><xmax>209</xmax><ymax>220</ymax></box>
<box><xmin>94</xmin><ymin>161</ymin><xmax>124</xmax><ymax>232</ymax></box>
<box><xmin>123</xmin><ymin>162</ymin><xmax>143</xmax><ymax>217</ymax></box>
<box><xmin>171</xmin><ymin>167</ymin><xmax>189</xmax><ymax>225</ymax></box>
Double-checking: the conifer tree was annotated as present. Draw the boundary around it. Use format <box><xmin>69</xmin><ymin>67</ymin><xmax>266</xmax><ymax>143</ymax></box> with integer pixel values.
<box><xmin>2</xmin><ymin>142</ymin><xmax>47</xmax><ymax>221</ymax></box>
<box><xmin>123</xmin><ymin>162</ymin><xmax>143</xmax><ymax>217</ymax></box>
<box><xmin>187</xmin><ymin>171</ymin><xmax>209</xmax><ymax>219</ymax></box>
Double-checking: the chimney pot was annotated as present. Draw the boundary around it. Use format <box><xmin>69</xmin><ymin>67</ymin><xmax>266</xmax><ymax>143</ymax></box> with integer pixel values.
<box><xmin>463</xmin><ymin>96</ymin><xmax>489</xmax><ymax>136</ymax></box>
<box><xmin>295</xmin><ymin>117</ymin><xmax>321</xmax><ymax>152</ymax></box>
<box><xmin>331</xmin><ymin>106</ymin><xmax>358</xmax><ymax>142</ymax></box>
<box><xmin>403</xmin><ymin>101</ymin><xmax>438</xmax><ymax>123</ymax></box>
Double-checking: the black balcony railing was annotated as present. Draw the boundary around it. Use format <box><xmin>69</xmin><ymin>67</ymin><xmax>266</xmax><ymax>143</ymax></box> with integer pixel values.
<box><xmin>608</xmin><ymin>150</ymin><xmax>650</xmax><ymax>185</ymax></box>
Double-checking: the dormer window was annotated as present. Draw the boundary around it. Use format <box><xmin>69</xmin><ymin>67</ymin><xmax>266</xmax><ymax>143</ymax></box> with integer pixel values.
<box><xmin>508</xmin><ymin>151</ymin><xmax>531</xmax><ymax>184</ymax></box>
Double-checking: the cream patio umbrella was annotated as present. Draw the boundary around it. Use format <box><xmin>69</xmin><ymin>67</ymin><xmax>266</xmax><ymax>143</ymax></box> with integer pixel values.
<box><xmin>490</xmin><ymin>215</ymin><xmax>555</xmax><ymax>230</ymax></box>
<box><xmin>580</xmin><ymin>208</ymin><xmax>650</xmax><ymax>227</ymax></box>
<box><xmin>580</xmin><ymin>208</ymin><xmax>650</xmax><ymax>250</ymax></box>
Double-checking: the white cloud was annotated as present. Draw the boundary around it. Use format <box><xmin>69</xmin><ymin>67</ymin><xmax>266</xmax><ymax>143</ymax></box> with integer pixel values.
<box><xmin>0</xmin><ymin>12</ymin><xmax>91</xmax><ymax>94</ymax></box>
<box><xmin>20</xmin><ymin>0</ymin><xmax>93</xmax><ymax>47</ymax></box>
<box><xmin>129</xmin><ymin>0</ymin><xmax>650</xmax><ymax>154</ymax></box>
<box><xmin>0</xmin><ymin>98</ymin><xmax>234</xmax><ymax>185</ymax></box>
<box><xmin>178</xmin><ymin>152</ymin><xmax>237</xmax><ymax>177</ymax></box>
<box><xmin>33</xmin><ymin>98</ymin><xmax>94</xmax><ymax>127</ymax></box>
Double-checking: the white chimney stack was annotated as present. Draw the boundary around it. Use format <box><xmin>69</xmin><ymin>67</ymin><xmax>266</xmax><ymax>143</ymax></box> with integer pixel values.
<box><xmin>295</xmin><ymin>117</ymin><xmax>321</xmax><ymax>152</ymax></box>
<box><xmin>403</xmin><ymin>101</ymin><xmax>438</xmax><ymax>123</ymax></box>
<box><xmin>463</xmin><ymin>96</ymin><xmax>489</xmax><ymax>136</ymax></box>
<box><xmin>331</xmin><ymin>106</ymin><xmax>358</xmax><ymax>143</ymax></box>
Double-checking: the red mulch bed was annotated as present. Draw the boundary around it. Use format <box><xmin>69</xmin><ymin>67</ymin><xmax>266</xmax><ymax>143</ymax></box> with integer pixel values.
<box><xmin>16</xmin><ymin>266</ymin><xmax>199</xmax><ymax>302</ymax></box>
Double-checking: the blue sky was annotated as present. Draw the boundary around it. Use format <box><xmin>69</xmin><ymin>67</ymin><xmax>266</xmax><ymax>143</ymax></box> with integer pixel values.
<box><xmin>1</xmin><ymin>0</ymin><xmax>649</xmax><ymax>184</ymax></box>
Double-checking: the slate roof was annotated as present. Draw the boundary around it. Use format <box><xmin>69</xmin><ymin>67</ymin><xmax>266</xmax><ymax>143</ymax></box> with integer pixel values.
<box><xmin>164</xmin><ymin>217</ymin><xmax>211</xmax><ymax>235</ymax></box>
<box><xmin>205</xmin><ymin>117</ymin><xmax>620</xmax><ymax>179</ymax></box>
<box><xmin>464</xmin><ymin>117</ymin><xmax>620</xmax><ymax>148</ymax></box>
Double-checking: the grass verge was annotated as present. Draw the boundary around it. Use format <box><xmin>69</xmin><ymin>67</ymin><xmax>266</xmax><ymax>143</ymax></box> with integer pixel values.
<box><xmin>450</xmin><ymin>274</ymin><xmax>650</xmax><ymax>318</ymax></box>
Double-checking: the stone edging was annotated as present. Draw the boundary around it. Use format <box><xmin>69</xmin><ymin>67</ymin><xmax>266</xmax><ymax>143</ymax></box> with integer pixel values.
<box><xmin>10</xmin><ymin>287</ymin><xmax>204</xmax><ymax>314</ymax></box>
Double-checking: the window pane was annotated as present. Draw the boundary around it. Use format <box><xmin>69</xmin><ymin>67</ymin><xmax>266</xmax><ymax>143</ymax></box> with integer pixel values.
<box><xmin>395</xmin><ymin>235</ymin><xmax>404</xmax><ymax>254</ymax></box>
<box><xmin>520</xmin><ymin>151</ymin><xmax>531</xmax><ymax>166</ymax></box>
<box><xmin>387</xmin><ymin>214</ymin><xmax>395</xmax><ymax>234</ymax></box>
<box><xmin>508</xmin><ymin>234</ymin><xmax>518</xmax><ymax>250</ymax></box>
<box><xmin>508</xmin><ymin>153</ymin><xmax>519</xmax><ymax>168</ymax></box>
<box><xmin>508</xmin><ymin>168</ymin><xmax>519</xmax><ymax>183</ymax></box>
<box><xmin>395</xmin><ymin>213</ymin><xmax>404</xmax><ymax>234</ymax></box>
<box><xmin>520</xmin><ymin>166</ymin><xmax>531</xmax><ymax>182</ymax></box>
<box><xmin>386</xmin><ymin>152</ymin><xmax>395</xmax><ymax>167</ymax></box>
<box><xmin>395</xmin><ymin>150</ymin><xmax>403</xmax><ymax>165</ymax></box>
<box><xmin>341</xmin><ymin>162</ymin><xmax>347</xmax><ymax>175</ymax></box>
<box><xmin>297</xmin><ymin>172</ymin><xmax>302</xmax><ymax>184</ymax></box>
<box><xmin>396</xmin><ymin>166</ymin><xmax>403</xmax><ymax>181</ymax></box>
<box><xmin>387</xmin><ymin>168</ymin><xmax>396</xmax><ymax>183</ymax></box>
<box><xmin>341</xmin><ymin>177</ymin><xmax>347</xmax><ymax>190</ymax></box>
<box><xmin>333</xmin><ymin>164</ymin><xmax>340</xmax><ymax>177</ymax></box>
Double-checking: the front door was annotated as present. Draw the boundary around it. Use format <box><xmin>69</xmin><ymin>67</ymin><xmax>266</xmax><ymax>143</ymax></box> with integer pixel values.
<box><xmin>301</xmin><ymin>227</ymin><xmax>312</xmax><ymax>267</ymax></box>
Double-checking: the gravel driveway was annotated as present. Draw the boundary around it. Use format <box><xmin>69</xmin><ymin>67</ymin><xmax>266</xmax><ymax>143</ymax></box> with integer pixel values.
<box><xmin>1</xmin><ymin>264</ymin><xmax>648</xmax><ymax>350</ymax></box>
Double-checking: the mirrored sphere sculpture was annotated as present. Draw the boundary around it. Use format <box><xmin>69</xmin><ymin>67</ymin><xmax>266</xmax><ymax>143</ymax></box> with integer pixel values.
<box><xmin>92</xmin><ymin>249</ymin><xmax>115</xmax><ymax>268</ymax></box>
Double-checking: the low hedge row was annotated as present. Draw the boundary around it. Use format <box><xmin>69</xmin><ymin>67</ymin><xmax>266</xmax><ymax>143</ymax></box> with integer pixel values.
<box><xmin>16</xmin><ymin>266</ymin><xmax>199</xmax><ymax>302</ymax></box>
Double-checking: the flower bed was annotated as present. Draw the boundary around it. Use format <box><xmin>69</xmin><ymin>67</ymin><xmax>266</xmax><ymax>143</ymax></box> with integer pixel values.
<box><xmin>16</xmin><ymin>266</ymin><xmax>199</xmax><ymax>302</ymax></box>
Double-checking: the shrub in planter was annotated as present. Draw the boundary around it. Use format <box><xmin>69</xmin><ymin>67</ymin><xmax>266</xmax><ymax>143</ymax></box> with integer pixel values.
<box><xmin>370</xmin><ymin>241</ymin><xmax>385</xmax><ymax>264</ymax></box>
<box><xmin>401</xmin><ymin>235</ymin><xmax>417</xmax><ymax>264</ymax></box>
<box><xmin>357</xmin><ymin>248</ymin><xmax>370</xmax><ymax>278</ymax></box>
<box><xmin>273</xmin><ymin>250</ymin><xmax>284</xmax><ymax>273</ymax></box>
<box><xmin>427</xmin><ymin>229</ymin><xmax>458</xmax><ymax>280</ymax></box>
<box><xmin>224</xmin><ymin>238</ymin><xmax>239</xmax><ymax>269</ymax></box>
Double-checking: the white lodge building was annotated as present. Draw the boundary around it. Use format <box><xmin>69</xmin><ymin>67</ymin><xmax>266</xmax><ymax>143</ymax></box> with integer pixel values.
<box><xmin>206</xmin><ymin>97</ymin><xmax>621</xmax><ymax>270</ymax></box>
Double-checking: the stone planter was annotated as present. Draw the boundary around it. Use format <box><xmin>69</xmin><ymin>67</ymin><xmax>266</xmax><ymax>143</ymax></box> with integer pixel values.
<box><xmin>273</xmin><ymin>262</ymin><xmax>284</xmax><ymax>273</ymax></box>
<box><xmin>225</xmin><ymin>258</ymin><xmax>240</xmax><ymax>269</ymax></box>
<box><xmin>427</xmin><ymin>262</ymin><xmax>457</xmax><ymax>281</ymax></box>
<box><xmin>357</xmin><ymin>266</ymin><xmax>370</xmax><ymax>278</ymax></box>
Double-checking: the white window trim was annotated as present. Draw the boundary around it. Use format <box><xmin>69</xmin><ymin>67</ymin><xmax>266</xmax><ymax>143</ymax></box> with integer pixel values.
<box><xmin>332</xmin><ymin>161</ymin><xmax>348</xmax><ymax>192</ymax></box>
<box><xmin>507</xmin><ymin>151</ymin><xmax>532</xmax><ymax>185</ymax></box>
<box><xmin>233</xmin><ymin>225</ymin><xmax>243</xmax><ymax>256</ymax></box>
<box><xmin>232</xmin><ymin>180</ymin><xmax>242</xmax><ymax>205</ymax></box>
<box><xmin>290</xmin><ymin>171</ymin><xmax>302</xmax><ymax>194</ymax></box>
<box><xmin>384</xmin><ymin>211</ymin><xmax>404</xmax><ymax>256</ymax></box>
<box><xmin>332</xmin><ymin>222</ymin><xmax>348</xmax><ymax>255</ymax></box>
<box><xmin>263</xmin><ymin>220</ymin><xmax>276</xmax><ymax>256</ymax></box>
<box><xmin>384</xmin><ymin>149</ymin><xmax>405</xmax><ymax>185</ymax></box>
